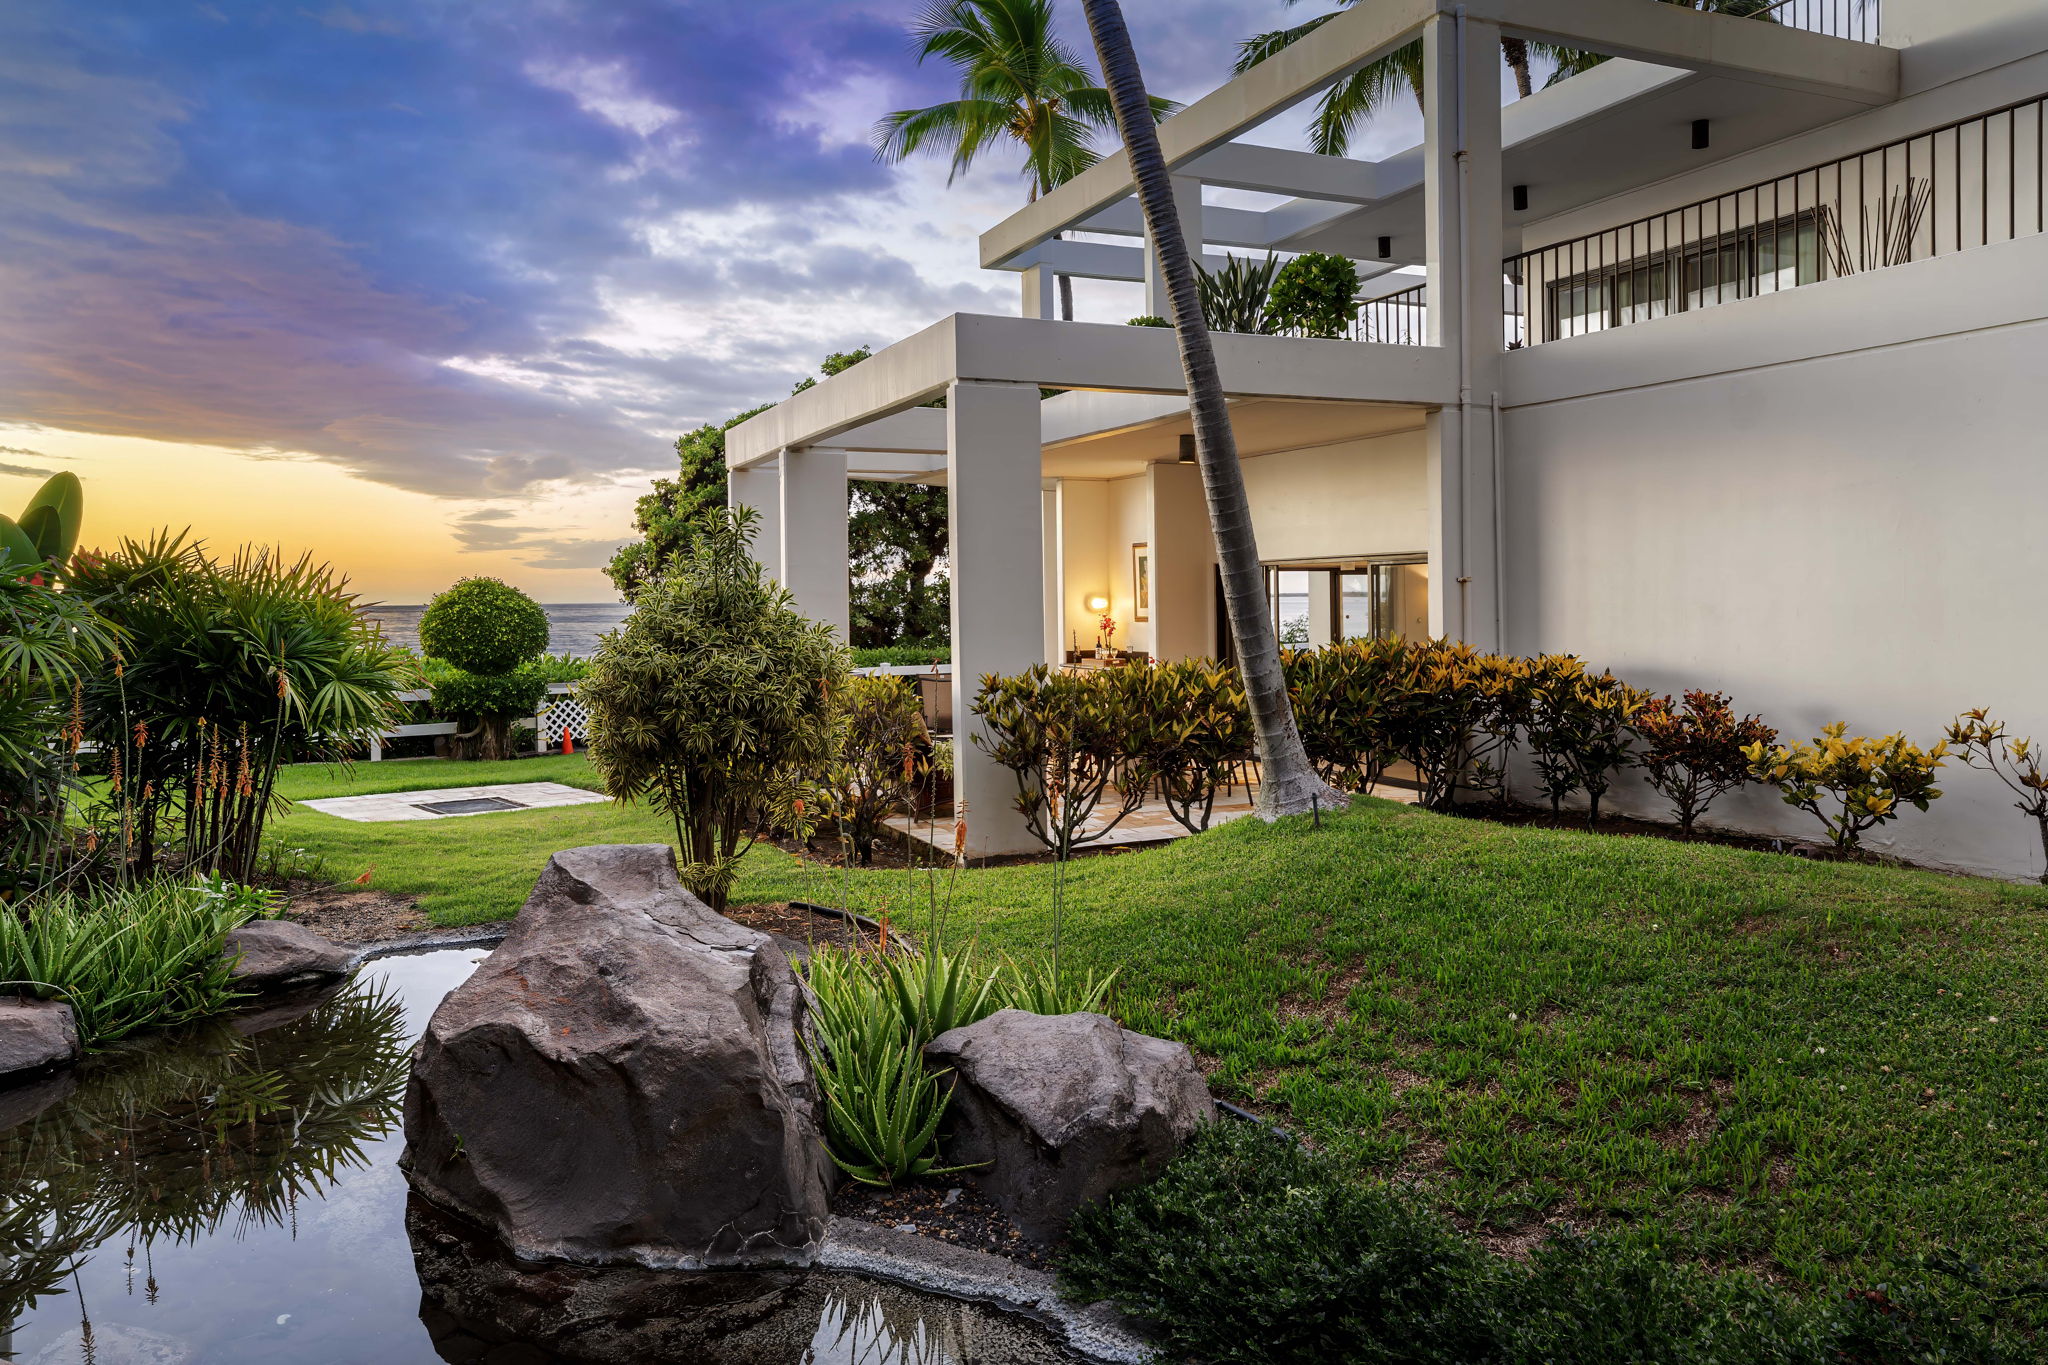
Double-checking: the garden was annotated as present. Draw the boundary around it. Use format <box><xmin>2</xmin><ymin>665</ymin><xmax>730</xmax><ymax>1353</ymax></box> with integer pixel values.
<box><xmin>1</xmin><ymin>470</ymin><xmax>2043</xmax><ymax>1363</ymax></box>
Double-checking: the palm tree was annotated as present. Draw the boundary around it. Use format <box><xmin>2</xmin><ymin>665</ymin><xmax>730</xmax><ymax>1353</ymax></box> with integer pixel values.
<box><xmin>1076</xmin><ymin>0</ymin><xmax>1346</xmax><ymax>824</ymax></box>
<box><xmin>1236</xmin><ymin>0</ymin><xmax>1780</xmax><ymax>157</ymax></box>
<box><xmin>873</xmin><ymin>0</ymin><xmax>1177</xmax><ymax>320</ymax></box>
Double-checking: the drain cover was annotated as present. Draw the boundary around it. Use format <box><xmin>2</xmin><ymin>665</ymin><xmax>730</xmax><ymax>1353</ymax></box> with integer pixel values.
<box><xmin>415</xmin><ymin>796</ymin><xmax>527</xmax><ymax>816</ymax></box>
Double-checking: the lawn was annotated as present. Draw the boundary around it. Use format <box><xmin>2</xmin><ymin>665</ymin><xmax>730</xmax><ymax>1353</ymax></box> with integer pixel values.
<box><xmin>275</xmin><ymin>756</ymin><xmax>2048</xmax><ymax>1315</ymax></box>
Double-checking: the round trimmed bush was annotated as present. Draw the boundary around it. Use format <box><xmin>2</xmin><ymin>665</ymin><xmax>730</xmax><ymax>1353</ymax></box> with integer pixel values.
<box><xmin>418</xmin><ymin>577</ymin><xmax>549</xmax><ymax>676</ymax></box>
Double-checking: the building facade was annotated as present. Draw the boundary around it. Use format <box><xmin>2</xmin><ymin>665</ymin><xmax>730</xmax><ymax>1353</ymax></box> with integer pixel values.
<box><xmin>729</xmin><ymin>0</ymin><xmax>2048</xmax><ymax>875</ymax></box>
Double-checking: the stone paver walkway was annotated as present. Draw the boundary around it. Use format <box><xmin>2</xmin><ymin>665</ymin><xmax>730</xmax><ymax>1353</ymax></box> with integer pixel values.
<box><xmin>299</xmin><ymin>781</ymin><xmax>609</xmax><ymax>823</ymax></box>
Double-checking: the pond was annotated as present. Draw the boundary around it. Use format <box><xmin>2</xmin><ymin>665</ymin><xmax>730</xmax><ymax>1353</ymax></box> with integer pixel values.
<box><xmin>0</xmin><ymin>950</ymin><xmax>1077</xmax><ymax>1364</ymax></box>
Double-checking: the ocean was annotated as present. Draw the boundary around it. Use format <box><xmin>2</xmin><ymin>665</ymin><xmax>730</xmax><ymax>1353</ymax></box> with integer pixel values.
<box><xmin>363</xmin><ymin>602</ymin><xmax>631</xmax><ymax>659</ymax></box>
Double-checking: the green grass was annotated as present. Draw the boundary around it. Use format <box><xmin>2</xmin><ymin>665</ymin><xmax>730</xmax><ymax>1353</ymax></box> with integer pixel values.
<box><xmin>274</xmin><ymin>760</ymin><xmax>2048</xmax><ymax>1312</ymax></box>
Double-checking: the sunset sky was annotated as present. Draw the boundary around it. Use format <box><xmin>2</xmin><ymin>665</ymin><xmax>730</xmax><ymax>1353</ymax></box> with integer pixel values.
<box><xmin>1</xmin><ymin>0</ymin><xmax>1425</xmax><ymax>604</ymax></box>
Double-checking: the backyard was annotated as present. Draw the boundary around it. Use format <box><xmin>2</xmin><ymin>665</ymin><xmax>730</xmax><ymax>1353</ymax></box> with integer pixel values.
<box><xmin>274</xmin><ymin>753</ymin><xmax>2048</xmax><ymax>1317</ymax></box>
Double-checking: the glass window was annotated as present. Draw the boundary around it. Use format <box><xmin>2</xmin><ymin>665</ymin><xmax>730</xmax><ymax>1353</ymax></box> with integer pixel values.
<box><xmin>1269</xmin><ymin>570</ymin><xmax>1312</xmax><ymax>647</ymax></box>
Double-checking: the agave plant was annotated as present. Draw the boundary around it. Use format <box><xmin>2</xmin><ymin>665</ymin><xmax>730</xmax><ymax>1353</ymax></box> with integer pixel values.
<box><xmin>1195</xmin><ymin>252</ymin><xmax>1280</xmax><ymax>334</ymax></box>
<box><xmin>995</xmin><ymin>957</ymin><xmax>1118</xmax><ymax>1016</ymax></box>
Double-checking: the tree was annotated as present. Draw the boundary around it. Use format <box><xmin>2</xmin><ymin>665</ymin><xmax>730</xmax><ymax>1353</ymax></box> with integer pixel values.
<box><xmin>1234</xmin><ymin>0</ymin><xmax>1773</xmax><ymax>156</ymax></box>
<box><xmin>873</xmin><ymin>0</ymin><xmax>1178</xmax><ymax>320</ymax></box>
<box><xmin>605</xmin><ymin>405</ymin><xmax>768</xmax><ymax>602</ymax></box>
<box><xmin>579</xmin><ymin>509</ymin><xmax>845</xmax><ymax>909</ymax></box>
<box><xmin>1077</xmin><ymin>0</ymin><xmax>1344</xmax><ymax>823</ymax></box>
<box><xmin>419</xmin><ymin>577</ymin><xmax>550</xmax><ymax>761</ymax></box>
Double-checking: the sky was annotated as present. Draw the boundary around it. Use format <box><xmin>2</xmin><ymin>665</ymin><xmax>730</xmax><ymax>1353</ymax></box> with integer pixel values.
<box><xmin>0</xmin><ymin>0</ymin><xmax>1430</xmax><ymax>604</ymax></box>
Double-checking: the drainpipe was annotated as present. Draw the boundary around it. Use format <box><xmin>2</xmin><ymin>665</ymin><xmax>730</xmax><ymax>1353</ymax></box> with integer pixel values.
<box><xmin>1453</xmin><ymin>5</ymin><xmax>1475</xmax><ymax>645</ymax></box>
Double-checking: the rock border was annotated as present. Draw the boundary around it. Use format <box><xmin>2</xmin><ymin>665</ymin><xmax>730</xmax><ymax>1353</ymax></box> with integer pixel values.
<box><xmin>819</xmin><ymin>1215</ymin><xmax>1156</xmax><ymax>1364</ymax></box>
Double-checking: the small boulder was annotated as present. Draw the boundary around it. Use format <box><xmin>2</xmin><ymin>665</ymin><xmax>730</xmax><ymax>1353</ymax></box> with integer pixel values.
<box><xmin>926</xmin><ymin>1009</ymin><xmax>1213</xmax><ymax>1241</ymax></box>
<box><xmin>0</xmin><ymin>997</ymin><xmax>79</xmax><ymax>1082</ymax></box>
<box><xmin>222</xmin><ymin>920</ymin><xmax>354</xmax><ymax>991</ymax></box>
<box><xmin>402</xmin><ymin>844</ymin><xmax>831</xmax><ymax>1271</ymax></box>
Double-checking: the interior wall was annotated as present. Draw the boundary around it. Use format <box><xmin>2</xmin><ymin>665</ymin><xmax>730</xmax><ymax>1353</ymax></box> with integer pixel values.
<box><xmin>1054</xmin><ymin>479</ymin><xmax>1110</xmax><ymax>657</ymax></box>
<box><xmin>1149</xmin><ymin>462</ymin><xmax>1219</xmax><ymax>661</ymax></box>
<box><xmin>1500</xmin><ymin>233</ymin><xmax>2048</xmax><ymax>880</ymax></box>
<box><xmin>1241</xmin><ymin>428</ymin><xmax>1431</xmax><ymax>562</ymax></box>
<box><xmin>1106</xmin><ymin>473</ymin><xmax>1152</xmax><ymax>654</ymax></box>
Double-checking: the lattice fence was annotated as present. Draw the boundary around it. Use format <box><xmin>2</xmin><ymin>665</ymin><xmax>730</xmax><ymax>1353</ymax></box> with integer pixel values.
<box><xmin>536</xmin><ymin>686</ymin><xmax>591</xmax><ymax>744</ymax></box>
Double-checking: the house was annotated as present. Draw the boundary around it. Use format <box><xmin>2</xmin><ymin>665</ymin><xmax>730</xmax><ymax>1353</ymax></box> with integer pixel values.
<box><xmin>727</xmin><ymin>0</ymin><xmax>2048</xmax><ymax>875</ymax></box>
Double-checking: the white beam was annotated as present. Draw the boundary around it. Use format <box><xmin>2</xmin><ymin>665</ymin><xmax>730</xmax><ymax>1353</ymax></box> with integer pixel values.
<box><xmin>1186</xmin><ymin>141</ymin><xmax>1381</xmax><ymax>203</ymax></box>
<box><xmin>1075</xmin><ymin>199</ymin><xmax>1274</xmax><ymax>250</ymax></box>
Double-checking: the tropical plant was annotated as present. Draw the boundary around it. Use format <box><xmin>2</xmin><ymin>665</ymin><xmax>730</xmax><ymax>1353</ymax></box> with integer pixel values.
<box><xmin>1744</xmin><ymin>723</ymin><xmax>1947</xmax><ymax>853</ymax></box>
<box><xmin>0</xmin><ymin>472</ymin><xmax>84</xmax><ymax>576</ymax></box>
<box><xmin>0</xmin><ymin>573</ymin><xmax>119</xmax><ymax>893</ymax></box>
<box><xmin>973</xmin><ymin>665</ymin><xmax>1146</xmax><ymax>850</ymax></box>
<box><xmin>994</xmin><ymin>955</ymin><xmax>1117</xmax><ymax>1015</ymax></box>
<box><xmin>70</xmin><ymin>533</ymin><xmax>415</xmax><ymax>881</ymax></box>
<box><xmin>1944</xmin><ymin>709</ymin><xmax>2048</xmax><ymax>883</ymax></box>
<box><xmin>872</xmin><ymin>0</ymin><xmax>1178</xmax><ymax>321</ymax></box>
<box><xmin>1109</xmin><ymin>660</ymin><xmax>1256</xmax><ymax>834</ymax></box>
<box><xmin>1078</xmin><ymin>0</ymin><xmax>1346</xmax><ymax>824</ymax></box>
<box><xmin>1126</xmin><ymin>314</ymin><xmax>1170</xmax><ymax>327</ymax></box>
<box><xmin>417</xmin><ymin>577</ymin><xmax>550</xmax><ymax>760</ymax></box>
<box><xmin>1268</xmin><ymin>251</ymin><xmax>1360</xmax><ymax>338</ymax></box>
<box><xmin>1283</xmin><ymin>637</ymin><xmax>1405</xmax><ymax>793</ymax></box>
<box><xmin>580</xmin><ymin>509</ymin><xmax>844</xmax><ymax>909</ymax></box>
<box><xmin>0</xmin><ymin>875</ymin><xmax>257</xmax><ymax>1046</ymax></box>
<box><xmin>1196</xmin><ymin>252</ymin><xmax>1280</xmax><ymax>334</ymax></box>
<box><xmin>1519</xmin><ymin>656</ymin><xmax>1653</xmax><ymax>823</ymax></box>
<box><xmin>813</xmin><ymin>674</ymin><xmax>931</xmax><ymax>865</ymax></box>
<box><xmin>606</xmin><ymin>403</ymin><xmax>771</xmax><ymax>601</ymax></box>
<box><xmin>1383</xmin><ymin>639</ymin><xmax>1517</xmax><ymax>811</ymax></box>
<box><xmin>1635</xmin><ymin>690</ymin><xmax>1776</xmax><ymax>837</ymax></box>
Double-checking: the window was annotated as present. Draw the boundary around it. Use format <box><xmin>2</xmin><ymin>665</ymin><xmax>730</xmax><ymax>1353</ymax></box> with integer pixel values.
<box><xmin>1236</xmin><ymin>560</ymin><xmax>1428</xmax><ymax>657</ymax></box>
<box><xmin>1544</xmin><ymin>212</ymin><xmax>1821</xmax><ymax>340</ymax></box>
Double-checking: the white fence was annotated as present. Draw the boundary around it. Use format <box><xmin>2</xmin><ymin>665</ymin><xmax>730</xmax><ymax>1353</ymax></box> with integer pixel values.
<box><xmin>369</xmin><ymin>681</ymin><xmax>587</xmax><ymax>760</ymax></box>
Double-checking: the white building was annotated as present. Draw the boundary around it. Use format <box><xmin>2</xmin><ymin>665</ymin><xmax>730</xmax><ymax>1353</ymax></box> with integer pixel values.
<box><xmin>729</xmin><ymin>0</ymin><xmax>2048</xmax><ymax>875</ymax></box>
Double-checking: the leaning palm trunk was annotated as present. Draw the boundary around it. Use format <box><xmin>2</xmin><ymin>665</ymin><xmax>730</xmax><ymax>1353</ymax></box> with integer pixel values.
<box><xmin>1078</xmin><ymin>0</ymin><xmax>1345</xmax><ymax>822</ymax></box>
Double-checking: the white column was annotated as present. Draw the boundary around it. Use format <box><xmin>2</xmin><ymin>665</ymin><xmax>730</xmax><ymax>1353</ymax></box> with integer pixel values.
<box><xmin>1020</xmin><ymin>264</ymin><xmax>1058</xmax><ymax>319</ymax></box>
<box><xmin>1144</xmin><ymin>176</ymin><xmax>1204</xmax><ymax>319</ymax></box>
<box><xmin>947</xmin><ymin>380</ymin><xmax>1045</xmax><ymax>858</ymax></box>
<box><xmin>728</xmin><ymin>456</ymin><xmax>784</xmax><ymax>579</ymax></box>
<box><xmin>779</xmin><ymin>446</ymin><xmax>849</xmax><ymax>637</ymax></box>
<box><xmin>1421</xmin><ymin>12</ymin><xmax>1504</xmax><ymax>651</ymax></box>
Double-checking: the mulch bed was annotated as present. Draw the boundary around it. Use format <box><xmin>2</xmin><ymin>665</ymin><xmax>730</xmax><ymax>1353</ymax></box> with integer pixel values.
<box><xmin>724</xmin><ymin>900</ymin><xmax>876</xmax><ymax>954</ymax></box>
<box><xmin>832</xmin><ymin>1178</ymin><xmax>1054</xmax><ymax>1271</ymax></box>
<box><xmin>1450</xmin><ymin>801</ymin><xmax>1873</xmax><ymax>862</ymax></box>
<box><xmin>276</xmin><ymin>882</ymin><xmax>429</xmax><ymax>942</ymax></box>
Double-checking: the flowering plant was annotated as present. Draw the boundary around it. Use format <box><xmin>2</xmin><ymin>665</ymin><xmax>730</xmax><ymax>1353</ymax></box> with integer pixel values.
<box><xmin>1100</xmin><ymin>614</ymin><xmax>1118</xmax><ymax>650</ymax></box>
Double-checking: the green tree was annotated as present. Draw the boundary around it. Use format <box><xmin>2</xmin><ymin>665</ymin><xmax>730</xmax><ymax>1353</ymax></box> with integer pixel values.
<box><xmin>1234</xmin><ymin>1</ymin><xmax>1774</xmax><ymax>156</ymax></box>
<box><xmin>419</xmin><ymin>577</ymin><xmax>550</xmax><ymax>761</ymax></box>
<box><xmin>872</xmin><ymin>0</ymin><xmax>1178</xmax><ymax>320</ymax></box>
<box><xmin>1078</xmin><ymin>0</ymin><xmax>1345</xmax><ymax>823</ymax></box>
<box><xmin>580</xmin><ymin>509</ymin><xmax>846</xmax><ymax>909</ymax></box>
<box><xmin>605</xmin><ymin>405</ymin><xmax>769</xmax><ymax>602</ymax></box>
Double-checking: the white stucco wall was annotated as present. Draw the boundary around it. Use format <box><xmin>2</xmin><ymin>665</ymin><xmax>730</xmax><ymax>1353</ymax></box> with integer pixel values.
<box><xmin>1107</xmin><ymin>473</ymin><xmax>1152</xmax><ymax>655</ymax></box>
<box><xmin>1242</xmin><ymin>428</ymin><xmax>1432</xmax><ymax>562</ymax></box>
<box><xmin>1499</xmin><ymin>231</ymin><xmax>2048</xmax><ymax>879</ymax></box>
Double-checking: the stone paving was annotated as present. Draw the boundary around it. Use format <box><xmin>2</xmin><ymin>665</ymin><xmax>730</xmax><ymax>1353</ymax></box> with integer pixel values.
<box><xmin>299</xmin><ymin>781</ymin><xmax>609</xmax><ymax>823</ymax></box>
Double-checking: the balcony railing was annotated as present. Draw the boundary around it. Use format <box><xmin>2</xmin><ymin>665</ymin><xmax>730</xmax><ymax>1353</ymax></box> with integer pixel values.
<box><xmin>1754</xmin><ymin>0</ymin><xmax>1879</xmax><ymax>45</ymax></box>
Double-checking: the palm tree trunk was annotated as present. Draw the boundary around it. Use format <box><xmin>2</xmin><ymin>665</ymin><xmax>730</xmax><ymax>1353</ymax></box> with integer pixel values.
<box><xmin>1502</xmin><ymin>36</ymin><xmax>1533</xmax><ymax>98</ymax></box>
<box><xmin>1077</xmin><ymin>0</ymin><xmax>1344</xmax><ymax>823</ymax></box>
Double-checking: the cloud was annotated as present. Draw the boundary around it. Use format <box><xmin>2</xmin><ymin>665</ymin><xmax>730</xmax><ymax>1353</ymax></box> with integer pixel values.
<box><xmin>0</xmin><ymin>462</ymin><xmax>53</xmax><ymax>479</ymax></box>
<box><xmin>450</xmin><ymin>505</ymin><xmax>627</xmax><ymax>571</ymax></box>
<box><xmin>0</xmin><ymin>446</ymin><xmax>52</xmax><ymax>459</ymax></box>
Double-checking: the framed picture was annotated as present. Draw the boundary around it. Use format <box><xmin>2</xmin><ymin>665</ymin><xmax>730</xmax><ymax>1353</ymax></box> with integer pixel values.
<box><xmin>1132</xmin><ymin>543</ymin><xmax>1151</xmax><ymax>622</ymax></box>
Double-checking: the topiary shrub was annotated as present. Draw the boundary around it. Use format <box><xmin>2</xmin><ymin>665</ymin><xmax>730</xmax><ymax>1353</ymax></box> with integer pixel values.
<box><xmin>418</xmin><ymin>577</ymin><xmax>549</xmax><ymax>677</ymax></box>
<box><xmin>1126</xmin><ymin>314</ymin><xmax>1170</xmax><ymax>327</ymax></box>
<box><xmin>1268</xmin><ymin>250</ymin><xmax>1361</xmax><ymax>339</ymax></box>
<box><xmin>418</xmin><ymin>577</ymin><xmax>550</xmax><ymax>760</ymax></box>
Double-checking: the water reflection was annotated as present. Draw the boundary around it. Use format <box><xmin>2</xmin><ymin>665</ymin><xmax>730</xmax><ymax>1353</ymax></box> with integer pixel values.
<box><xmin>0</xmin><ymin>951</ymin><xmax>1078</xmax><ymax>1364</ymax></box>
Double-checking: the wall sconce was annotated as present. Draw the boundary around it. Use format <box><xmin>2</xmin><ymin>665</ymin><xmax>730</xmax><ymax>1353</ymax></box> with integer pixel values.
<box><xmin>1692</xmin><ymin>118</ymin><xmax>1710</xmax><ymax>150</ymax></box>
<box><xmin>1085</xmin><ymin>594</ymin><xmax>1110</xmax><ymax>612</ymax></box>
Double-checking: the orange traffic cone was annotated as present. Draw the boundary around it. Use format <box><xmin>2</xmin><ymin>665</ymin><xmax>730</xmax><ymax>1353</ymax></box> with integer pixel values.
<box><xmin>561</xmin><ymin>726</ymin><xmax>575</xmax><ymax>756</ymax></box>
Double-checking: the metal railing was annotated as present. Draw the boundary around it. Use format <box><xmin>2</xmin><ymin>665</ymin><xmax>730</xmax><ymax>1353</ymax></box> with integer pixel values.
<box><xmin>1754</xmin><ymin>0</ymin><xmax>1879</xmax><ymax>45</ymax></box>
<box><xmin>1355</xmin><ymin>284</ymin><xmax>1430</xmax><ymax>345</ymax></box>
<box><xmin>1507</xmin><ymin>91</ymin><xmax>2048</xmax><ymax>345</ymax></box>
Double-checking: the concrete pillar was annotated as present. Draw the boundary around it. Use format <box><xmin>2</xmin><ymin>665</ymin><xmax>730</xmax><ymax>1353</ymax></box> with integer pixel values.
<box><xmin>947</xmin><ymin>380</ymin><xmax>1045</xmax><ymax>858</ymax></box>
<box><xmin>1021</xmin><ymin>264</ymin><xmax>1058</xmax><ymax>319</ymax></box>
<box><xmin>727</xmin><ymin>457</ymin><xmax>784</xmax><ymax>580</ymax></box>
<box><xmin>778</xmin><ymin>446</ymin><xmax>849</xmax><ymax>638</ymax></box>
<box><xmin>1306</xmin><ymin>572</ymin><xmax>1336</xmax><ymax>648</ymax></box>
<box><xmin>1420</xmin><ymin>12</ymin><xmax>1504</xmax><ymax>651</ymax></box>
<box><xmin>1144</xmin><ymin>176</ymin><xmax>1204</xmax><ymax>319</ymax></box>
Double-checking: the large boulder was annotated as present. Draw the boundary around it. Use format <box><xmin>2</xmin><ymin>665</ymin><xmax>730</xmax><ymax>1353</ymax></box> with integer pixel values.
<box><xmin>0</xmin><ymin>997</ymin><xmax>79</xmax><ymax>1083</ymax></box>
<box><xmin>925</xmin><ymin>1009</ymin><xmax>1213</xmax><ymax>1241</ymax></box>
<box><xmin>402</xmin><ymin>844</ymin><xmax>831</xmax><ymax>1270</ymax></box>
<box><xmin>222</xmin><ymin>920</ymin><xmax>353</xmax><ymax>991</ymax></box>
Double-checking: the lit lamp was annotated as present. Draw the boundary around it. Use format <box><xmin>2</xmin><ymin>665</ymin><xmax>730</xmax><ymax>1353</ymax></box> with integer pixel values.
<box><xmin>1085</xmin><ymin>594</ymin><xmax>1110</xmax><ymax>612</ymax></box>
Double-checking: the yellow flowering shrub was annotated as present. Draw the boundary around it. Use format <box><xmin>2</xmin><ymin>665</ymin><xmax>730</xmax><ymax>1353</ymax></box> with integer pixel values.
<box><xmin>1742</xmin><ymin>723</ymin><xmax>1946</xmax><ymax>852</ymax></box>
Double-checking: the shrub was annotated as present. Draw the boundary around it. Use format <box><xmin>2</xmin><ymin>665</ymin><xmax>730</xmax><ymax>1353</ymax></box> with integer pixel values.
<box><xmin>580</xmin><ymin>509</ymin><xmax>843</xmax><ymax>908</ymax></box>
<box><xmin>71</xmin><ymin>533</ymin><xmax>415</xmax><ymax>881</ymax></box>
<box><xmin>1062</xmin><ymin>1121</ymin><xmax>1502</xmax><ymax>1365</ymax></box>
<box><xmin>1744</xmin><ymin>723</ymin><xmax>1947</xmax><ymax>853</ymax></box>
<box><xmin>0</xmin><ymin>876</ymin><xmax>259</xmax><ymax>1046</ymax></box>
<box><xmin>417</xmin><ymin>577</ymin><xmax>549</xmax><ymax>676</ymax></box>
<box><xmin>1635</xmin><ymin>690</ymin><xmax>1776</xmax><ymax>836</ymax></box>
<box><xmin>1268</xmin><ymin>250</ymin><xmax>1361</xmax><ymax>339</ymax></box>
<box><xmin>1520</xmin><ymin>657</ymin><xmax>1653</xmax><ymax>823</ymax></box>
<box><xmin>812</xmin><ymin>674</ymin><xmax>929</xmax><ymax>865</ymax></box>
<box><xmin>850</xmin><ymin>644</ymin><xmax>949</xmax><ymax>668</ymax></box>
<box><xmin>428</xmin><ymin>664</ymin><xmax>550</xmax><ymax>745</ymax></box>
<box><xmin>1109</xmin><ymin>660</ymin><xmax>1254</xmax><ymax>834</ymax></box>
<box><xmin>1196</xmin><ymin>252</ymin><xmax>1280</xmax><ymax>334</ymax></box>
<box><xmin>1125</xmin><ymin>314</ymin><xmax>1170</xmax><ymax>327</ymax></box>
<box><xmin>1064</xmin><ymin>1123</ymin><xmax>2025</xmax><ymax>1365</ymax></box>
<box><xmin>1386</xmin><ymin>640</ymin><xmax>1519</xmax><ymax>811</ymax></box>
<box><xmin>974</xmin><ymin>666</ymin><xmax>1146</xmax><ymax>851</ymax></box>
<box><xmin>1283</xmin><ymin>638</ymin><xmax>1405</xmax><ymax>792</ymax></box>
<box><xmin>1946</xmin><ymin>709</ymin><xmax>2048</xmax><ymax>883</ymax></box>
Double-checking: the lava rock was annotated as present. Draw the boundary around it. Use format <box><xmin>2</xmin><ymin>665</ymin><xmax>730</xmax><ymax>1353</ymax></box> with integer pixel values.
<box><xmin>0</xmin><ymin>997</ymin><xmax>80</xmax><ymax>1082</ymax></box>
<box><xmin>221</xmin><ymin>920</ymin><xmax>354</xmax><ymax>991</ymax></box>
<box><xmin>402</xmin><ymin>845</ymin><xmax>831</xmax><ymax>1270</ymax></box>
<box><xmin>925</xmin><ymin>1009</ymin><xmax>1213</xmax><ymax>1241</ymax></box>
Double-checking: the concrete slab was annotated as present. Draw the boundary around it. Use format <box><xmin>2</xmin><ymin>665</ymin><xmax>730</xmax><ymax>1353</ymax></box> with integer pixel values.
<box><xmin>298</xmin><ymin>781</ymin><xmax>608</xmax><ymax>823</ymax></box>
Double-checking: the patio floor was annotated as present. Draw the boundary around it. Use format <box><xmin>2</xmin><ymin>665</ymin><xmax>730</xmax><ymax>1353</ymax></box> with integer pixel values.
<box><xmin>885</xmin><ymin>779</ymin><xmax>1418</xmax><ymax>857</ymax></box>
